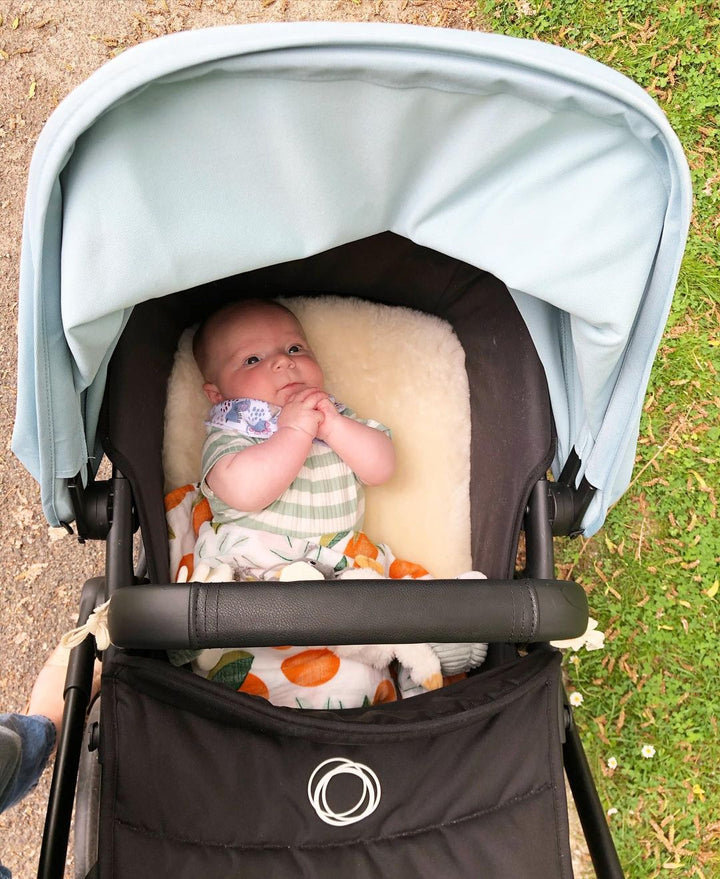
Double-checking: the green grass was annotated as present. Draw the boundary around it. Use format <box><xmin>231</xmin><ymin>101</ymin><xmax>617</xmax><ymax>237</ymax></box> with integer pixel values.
<box><xmin>477</xmin><ymin>2</ymin><xmax>720</xmax><ymax>876</ymax></box>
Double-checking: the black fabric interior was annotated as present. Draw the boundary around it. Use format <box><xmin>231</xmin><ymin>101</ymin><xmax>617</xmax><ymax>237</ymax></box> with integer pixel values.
<box><xmin>99</xmin><ymin>232</ymin><xmax>555</xmax><ymax>584</ymax></box>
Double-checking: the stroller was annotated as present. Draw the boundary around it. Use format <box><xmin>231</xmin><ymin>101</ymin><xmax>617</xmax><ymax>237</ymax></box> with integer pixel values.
<box><xmin>13</xmin><ymin>22</ymin><xmax>690</xmax><ymax>879</ymax></box>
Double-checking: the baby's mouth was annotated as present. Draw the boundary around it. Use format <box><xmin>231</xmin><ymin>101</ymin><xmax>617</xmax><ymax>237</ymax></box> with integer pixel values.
<box><xmin>280</xmin><ymin>381</ymin><xmax>304</xmax><ymax>394</ymax></box>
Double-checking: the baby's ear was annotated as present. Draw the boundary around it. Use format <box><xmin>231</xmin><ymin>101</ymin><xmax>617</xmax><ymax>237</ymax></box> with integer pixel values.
<box><xmin>203</xmin><ymin>383</ymin><xmax>224</xmax><ymax>404</ymax></box>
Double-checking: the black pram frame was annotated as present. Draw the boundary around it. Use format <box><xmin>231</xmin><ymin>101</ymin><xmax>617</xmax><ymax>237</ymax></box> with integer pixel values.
<box><xmin>40</xmin><ymin>234</ymin><xmax>623</xmax><ymax>879</ymax></box>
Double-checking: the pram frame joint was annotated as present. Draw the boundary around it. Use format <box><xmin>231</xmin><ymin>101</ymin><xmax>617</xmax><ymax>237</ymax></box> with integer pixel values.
<box><xmin>67</xmin><ymin>472</ymin><xmax>113</xmax><ymax>543</ymax></box>
<box><xmin>549</xmin><ymin>450</ymin><xmax>598</xmax><ymax>538</ymax></box>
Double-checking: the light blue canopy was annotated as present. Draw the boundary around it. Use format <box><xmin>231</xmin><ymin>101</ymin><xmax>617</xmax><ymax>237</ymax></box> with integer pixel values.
<box><xmin>13</xmin><ymin>22</ymin><xmax>691</xmax><ymax>534</ymax></box>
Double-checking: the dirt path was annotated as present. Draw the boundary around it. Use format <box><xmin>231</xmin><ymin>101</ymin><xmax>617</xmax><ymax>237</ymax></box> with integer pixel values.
<box><xmin>0</xmin><ymin>3</ymin><xmax>591</xmax><ymax>877</ymax></box>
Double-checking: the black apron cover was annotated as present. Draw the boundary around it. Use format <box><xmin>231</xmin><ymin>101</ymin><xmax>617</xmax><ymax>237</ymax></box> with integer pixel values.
<box><xmin>98</xmin><ymin>648</ymin><xmax>573</xmax><ymax>878</ymax></box>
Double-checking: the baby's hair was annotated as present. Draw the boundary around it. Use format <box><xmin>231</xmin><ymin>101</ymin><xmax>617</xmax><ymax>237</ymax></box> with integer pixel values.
<box><xmin>192</xmin><ymin>298</ymin><xmax>297</xmax><ymax>380</ymax></box>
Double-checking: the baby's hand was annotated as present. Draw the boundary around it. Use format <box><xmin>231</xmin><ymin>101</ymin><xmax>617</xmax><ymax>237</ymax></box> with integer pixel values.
<box><xmin>278</xmin><ymin>388</ymin><xmax>326</xmax><ymax>438</ymax></box>
<box><xmin>315</xmin><ymin>396</ymin><xmax>342</xmax><ymax>442</ymax></box>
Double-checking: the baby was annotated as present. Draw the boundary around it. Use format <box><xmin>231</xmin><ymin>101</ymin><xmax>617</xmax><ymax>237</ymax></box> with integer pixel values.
<box><xmin>188</xmin><ymin>299</ymin><xmax>407</xmax><ymax>707</ymax></box>
<box><xmin>187</xmin><ymin>299</ymin><xmax>486</xmax><ymax>708</ymax></box>
<box><xmin>193</xmin><ymin>299</ymin><xmax>395</xmax><ymax>535</ymax></box>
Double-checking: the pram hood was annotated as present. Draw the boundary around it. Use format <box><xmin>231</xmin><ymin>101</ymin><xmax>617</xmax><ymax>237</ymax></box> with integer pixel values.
<box><xmin>12</xmin><ymin>22</ymin><xmax>691</xmax><ymax>534</ymax></box>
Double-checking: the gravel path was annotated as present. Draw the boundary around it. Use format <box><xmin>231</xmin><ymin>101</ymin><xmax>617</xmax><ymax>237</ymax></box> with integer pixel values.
<box><xmin>0</xmin><ymin>3</ymin><xmax>591</xmax><ymax>877</ymax></box>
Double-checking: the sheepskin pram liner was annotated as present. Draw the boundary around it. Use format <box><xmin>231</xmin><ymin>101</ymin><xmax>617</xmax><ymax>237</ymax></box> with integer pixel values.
<box><xmin>96</xmin><ymin>234</ymin><xmax>567</xmax><ymax>877</ymax></box>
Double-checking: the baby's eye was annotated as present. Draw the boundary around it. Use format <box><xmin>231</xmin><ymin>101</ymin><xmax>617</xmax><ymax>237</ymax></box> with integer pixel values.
<box><xmin>244</xmin><ymin>355</ymin><xmax>260</xmax><ymax>366</ymax></box>
<box><xmin>287</xmin><ymin>344</ymin><xmax>303</xmax><ymax>354</ymax></box>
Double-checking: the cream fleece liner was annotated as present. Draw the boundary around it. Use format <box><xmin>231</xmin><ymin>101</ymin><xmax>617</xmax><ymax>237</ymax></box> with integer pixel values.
<box><xmin>163</xmin><ymin>296</ymin><xmax>471</xmax><ymax>578</ymax></box>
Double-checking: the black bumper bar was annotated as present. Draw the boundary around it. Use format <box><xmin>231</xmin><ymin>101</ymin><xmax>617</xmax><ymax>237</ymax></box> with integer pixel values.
<box><xmin>107</xmin><ymin>578</ymin><xmax>588</xmax><ymax>649</ymax></box>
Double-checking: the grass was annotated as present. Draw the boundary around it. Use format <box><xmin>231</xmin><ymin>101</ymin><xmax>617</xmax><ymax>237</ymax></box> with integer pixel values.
<box><xmin>476</xmin><ymin>2</ymin><xmax>720</xmax><ymax>876</ymax></box>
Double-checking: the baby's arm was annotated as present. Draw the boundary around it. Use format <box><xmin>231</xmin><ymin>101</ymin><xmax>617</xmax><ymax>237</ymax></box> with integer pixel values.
<box><xmin>316</xmin><ymin>400</ymin><xmax>395</xmax><ymax>486</ymax></box>
<box><xmin>206</xmin><ymin>389</ymin><xmax>324</xmax><ymax>511</ymax></box>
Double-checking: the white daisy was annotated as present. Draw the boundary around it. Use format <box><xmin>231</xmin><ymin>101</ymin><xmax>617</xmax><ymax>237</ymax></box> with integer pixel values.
<box><xmin>641</xmin><ymin>744</ymin><xmax>656</xmax><ymax>759</ymax></box>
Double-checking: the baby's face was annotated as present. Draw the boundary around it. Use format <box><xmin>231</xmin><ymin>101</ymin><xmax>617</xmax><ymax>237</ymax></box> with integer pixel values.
<box><xmin>203</xmin><ymin>307</ymin><xmax>324</xmax><ymax>406</ymax></box>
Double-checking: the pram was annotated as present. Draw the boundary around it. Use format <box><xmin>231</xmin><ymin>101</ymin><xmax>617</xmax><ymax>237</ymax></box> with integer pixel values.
<box><xmin>12</xmin><ymin>22</ymin><xmax>691</xmax><ymax>879</ymax></box>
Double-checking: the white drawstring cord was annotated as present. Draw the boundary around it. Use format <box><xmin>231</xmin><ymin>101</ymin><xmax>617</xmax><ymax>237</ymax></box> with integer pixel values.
<box><xmin>59</xmin><ymin>562</ymin><xmax>236</xmax><ymax>651</ymax></box>
<box><xmin>60</xmin><ymin>600</ymin><xmax>112</xmax><ymax>651</ymax></box>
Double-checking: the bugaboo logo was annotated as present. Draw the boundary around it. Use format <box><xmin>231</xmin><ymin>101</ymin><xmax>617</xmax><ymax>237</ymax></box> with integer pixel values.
<box><xmin>307</xmin><ymin>758</ymin><xmax>381</xmax><ymax>826</ymax></box>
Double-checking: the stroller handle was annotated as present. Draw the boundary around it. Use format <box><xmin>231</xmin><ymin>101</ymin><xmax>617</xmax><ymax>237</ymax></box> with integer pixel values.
<box><xmin>107</xmin><ymin>578</ymin><xmax>588</xmax><ymax>649</ymax></box>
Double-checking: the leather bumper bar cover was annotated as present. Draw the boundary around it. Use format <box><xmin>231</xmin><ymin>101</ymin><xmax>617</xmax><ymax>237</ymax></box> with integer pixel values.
<box><xmin>107</xmin><ymin>578</ymin><xmax>588</xmax><ymax>649</ymax></box>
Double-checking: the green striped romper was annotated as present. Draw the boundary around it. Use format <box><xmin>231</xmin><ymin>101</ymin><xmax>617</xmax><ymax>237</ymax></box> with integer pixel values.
<box><xmin>200</xmin><ymin>407</ymin><xmax>390</xmax><ymax>538</ymax></box>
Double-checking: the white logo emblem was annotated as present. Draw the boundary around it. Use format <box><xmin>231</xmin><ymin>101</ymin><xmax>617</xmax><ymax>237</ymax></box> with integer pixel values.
<box><xmin>307</xmin><ymin>758</ymin><xmax>381</xmax><ymax>826</ymax></box>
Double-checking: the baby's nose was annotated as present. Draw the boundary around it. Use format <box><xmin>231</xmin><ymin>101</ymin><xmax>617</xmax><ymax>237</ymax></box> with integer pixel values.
<box><xmin>272</xmin><ymin>353</ymin><xmax>294</xmax><ymax>370</ymax></box>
